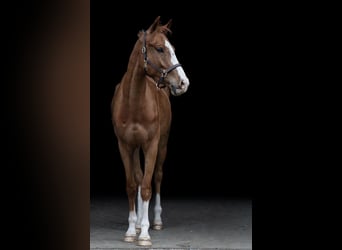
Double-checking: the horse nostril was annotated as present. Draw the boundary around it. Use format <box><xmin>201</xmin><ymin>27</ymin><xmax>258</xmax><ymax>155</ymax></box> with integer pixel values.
<box><xmin>179</xmin><ymin>78</ymin><xmax>189</xmax><ymax>89</ymax></box>
<box><xmin>180</xmin><ymin>81</ymin><xmax>186</xmax><ymax>89</ymax></box>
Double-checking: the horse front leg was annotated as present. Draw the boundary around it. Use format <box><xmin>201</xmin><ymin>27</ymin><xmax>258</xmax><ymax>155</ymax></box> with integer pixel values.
<box><xmin>137</xmin><ymin>139</ymin><xmax>159</xmax><ymax>246</ymax></box>
<box><xmin>118</xmin><ymin>141</ymin><xmax>138</xmax><ymax>242</ymax></box>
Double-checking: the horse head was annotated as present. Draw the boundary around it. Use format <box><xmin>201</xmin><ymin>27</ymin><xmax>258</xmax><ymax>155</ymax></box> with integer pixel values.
<box><xmin>139</xmin><ymin>16</ymin><xmax>190</xmax><ymax>96</ymax></box>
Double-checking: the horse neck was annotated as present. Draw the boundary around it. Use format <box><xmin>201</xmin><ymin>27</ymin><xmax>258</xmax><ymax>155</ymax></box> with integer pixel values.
<box><xmin>122</xmin><ymin>41</ymin><xmax>150</xmax><ymax>105</ymax></box>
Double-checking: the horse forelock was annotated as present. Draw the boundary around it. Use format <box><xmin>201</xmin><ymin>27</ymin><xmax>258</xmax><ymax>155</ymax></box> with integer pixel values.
<box><xmin>137</xmin><ymin>26</ymin><xmax>171</xmax><ymax>39</ymax></box>
<box><xmin>158</xmin><ymin>25</ymin><xmax>172</xmax><ymax>35</ymax></box>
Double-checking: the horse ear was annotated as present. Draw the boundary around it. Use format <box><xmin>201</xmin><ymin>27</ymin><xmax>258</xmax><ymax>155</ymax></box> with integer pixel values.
<box><xmin>147</xmin><ymin>16</ymin><xmax>161</xmax><ymax>33</ymax></box>
<box><xmin>165</xmin><ymin>19</ymin><xmax>172</xmax><ymax>29</ymax></box>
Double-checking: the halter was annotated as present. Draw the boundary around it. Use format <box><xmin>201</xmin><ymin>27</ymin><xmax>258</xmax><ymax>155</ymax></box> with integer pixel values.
<box><xmin>141</xmin><ymin>30</ymin><xmax>182</xmax><ymax>88</ymax></box>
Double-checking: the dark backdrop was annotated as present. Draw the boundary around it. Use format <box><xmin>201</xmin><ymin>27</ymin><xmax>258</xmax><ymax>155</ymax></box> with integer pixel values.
<box><xmin>10</xmin><ymin>1</ymin><xmax>312</xmax><ymax>249</ymax></box>
<box><xmin>91</xmin><ymin>4</ymin><xmax>287</xmax><ymax>199</ymax></box>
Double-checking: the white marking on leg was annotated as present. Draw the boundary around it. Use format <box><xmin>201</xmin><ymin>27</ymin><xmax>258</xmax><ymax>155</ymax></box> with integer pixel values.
<box><xmin>125</xmin><ymin>209</ymin><xmax>137</xmax><ymax>238</ymax></box>
<box><xmin>136</xmin><ymin>186</ymin><xmax>143</xmax><ymax>230</ymax></box>
<box><xmin>165</xmin><ymin>40</ymin><xmax>190</xmax><ymax>87</ymax></box>
<box><xmin>138</xmin><ymin>200</ymin><xmax>151</xmax><ymax>240</ymax></box>
<box><xmin>154</xmin><ymin>193</ymin><xmax>162</xmax><ymax>226</ymax></box>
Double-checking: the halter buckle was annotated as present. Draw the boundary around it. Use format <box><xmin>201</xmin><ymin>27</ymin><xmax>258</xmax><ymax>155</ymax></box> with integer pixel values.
<box><xmin>161</xmin><ymin>70</ymin><xmax>167</xmax><ymax>78</ymax></box>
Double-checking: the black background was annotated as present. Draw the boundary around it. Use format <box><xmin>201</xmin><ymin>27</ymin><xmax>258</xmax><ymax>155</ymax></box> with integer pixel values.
<box><xmin>10</xmin><ymin>1</ymin><xmax>326</xmax><ymax>249</ymax></box>
<box><xmin>90</xmin><ymin>3</ymin><xmax>290</xmax><ymax>199</ymax></box>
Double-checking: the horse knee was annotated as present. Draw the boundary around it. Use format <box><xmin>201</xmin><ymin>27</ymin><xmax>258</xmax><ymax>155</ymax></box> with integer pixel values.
<box><xmin>141</xmin><ymin>186</ymin><xmax>152</xmax><ymax>201</ymax></box>
<box><xmin>126</xmin><ymin>184</ymin><xmax>137</xmax><ymax>197</ymax></box>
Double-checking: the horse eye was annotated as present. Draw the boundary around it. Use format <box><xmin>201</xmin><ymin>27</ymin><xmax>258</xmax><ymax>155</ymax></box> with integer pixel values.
<box><xmin>156</xmin><ymin>47</ymin><xmax>164</xmax><ymax>53</ymax></box>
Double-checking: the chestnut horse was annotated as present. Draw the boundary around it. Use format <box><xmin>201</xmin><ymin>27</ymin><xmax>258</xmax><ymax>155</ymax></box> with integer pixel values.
<box><xmin>111</xmin><ymin>16</ymin><xmax>190</xmax><ymax>246</ymax></box>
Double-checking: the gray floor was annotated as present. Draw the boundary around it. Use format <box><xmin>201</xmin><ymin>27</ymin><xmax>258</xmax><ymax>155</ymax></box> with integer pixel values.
<box><xmin>90</xmin><ymin>197</ymin><xmax>252</xmax><ymax>249</ymax></box>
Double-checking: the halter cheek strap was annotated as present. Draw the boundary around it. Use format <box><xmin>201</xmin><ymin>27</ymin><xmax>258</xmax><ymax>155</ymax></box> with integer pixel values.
<box><xmin>141</xmin><ymin>30</ymin><xmax>182</xmax><ymax>88</ymax></box>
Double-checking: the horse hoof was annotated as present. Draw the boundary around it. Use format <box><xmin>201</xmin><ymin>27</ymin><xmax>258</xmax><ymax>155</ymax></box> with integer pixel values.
<box><xmin>153</xmin><ymin>224</ymin><xmax>163</xmax><ymax>230</ymax></box>
<box><xmin>124</xmin><ymin>235</ymin><xmax>136</xmax><ymax>242</ymax></box>
<box><xmin>137</xmin><ymin>237</ymin><xmax>152</xmax><ymax>246</ymax></box>
<box><xmin>135</xmin><ymin>227</ymin><xmax>141</xmax><ymax>234</ymax></box>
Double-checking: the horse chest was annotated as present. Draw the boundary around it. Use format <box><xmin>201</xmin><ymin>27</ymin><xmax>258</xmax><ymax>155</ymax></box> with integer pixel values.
<box><xmin>122</xmin><ymin>98</ymin><xmax>159</xmax><ymax>123</ymax></box>
<box><xmin>115</xmin><ymin>101</ymin><xmax>160</xmax><ymax>142</ymax></box>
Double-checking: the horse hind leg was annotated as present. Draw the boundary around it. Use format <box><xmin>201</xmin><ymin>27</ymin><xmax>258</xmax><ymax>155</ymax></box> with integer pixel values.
<box><xmin>133</xmin><ymin>148</ymin><xmax>143</xmax><ymax>234</ymax></box>
<box><xmin>152</xmin><ymin>142</ymin><xmax>167</xmax><ymax>230</ymax></box>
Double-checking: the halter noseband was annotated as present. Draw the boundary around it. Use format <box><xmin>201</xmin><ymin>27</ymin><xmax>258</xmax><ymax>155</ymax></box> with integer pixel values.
<box><xmin>141</xmin><ymin>30</ymin><xmax>182</xmax><ymax>88</ymax></box>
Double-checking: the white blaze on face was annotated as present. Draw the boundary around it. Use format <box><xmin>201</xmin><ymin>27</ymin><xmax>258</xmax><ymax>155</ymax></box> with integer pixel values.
<box><xmin>165</xmin><ymin>40</ymin><xmax>190</xmax><ymax>87</ymax></box>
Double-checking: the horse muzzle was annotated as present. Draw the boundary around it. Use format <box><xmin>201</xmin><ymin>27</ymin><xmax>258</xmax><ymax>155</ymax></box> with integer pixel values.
<box><xmin>170</xmin><ymin>79</ymin><xmax>189</xmax><ymax>96</ymax></box>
